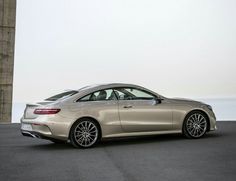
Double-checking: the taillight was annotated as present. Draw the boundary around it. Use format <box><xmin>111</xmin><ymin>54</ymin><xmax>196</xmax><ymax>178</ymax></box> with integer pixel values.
<box><xmin>34</xmin><ymin>108</ymin><xmax>61</xmax><ymax>115</ymax></box>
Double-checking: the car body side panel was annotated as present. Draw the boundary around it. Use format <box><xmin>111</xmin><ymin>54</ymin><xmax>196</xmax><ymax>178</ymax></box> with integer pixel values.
<box><xmin>172</xmin><ymin>106</ymin><xmax>194</xmax><ymax>130</ymax></box>
<box><xmin>65</xmin><ymin>100</ymin><xmax>123</xmax><ymax>138</ymax></box>
<box><xmin>171</xmin><ymin>102</ymin><xmax>217</xmax><ymax>131</ymax></box>
<box><xmin>118</xmin><ymin>99</ymin><xmax>173</xmax><ymax>132</ymax></box>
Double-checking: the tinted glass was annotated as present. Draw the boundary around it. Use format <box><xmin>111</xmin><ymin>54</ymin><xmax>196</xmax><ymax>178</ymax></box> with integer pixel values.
<box><xmin>45</xmin><ymin>90</ymin><xmax>78</xmax><ymax>101</ymax></box>
<box><xmin>78</xmin><ymin>89</ymin><xmax>117</xmax><ymax>102</ymax></box>
<box><xmin>114</xmin><ymin>88</ymin><xmax>155</xmax><ymax>100</ymax></box>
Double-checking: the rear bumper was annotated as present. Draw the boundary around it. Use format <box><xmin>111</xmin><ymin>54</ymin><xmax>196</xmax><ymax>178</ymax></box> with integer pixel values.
<box><xmin>21</xmin><ymin>130</ymin><xmax>66</xmax><ymax>142</ymax></box>
<box><xmin>20</xmin><ymin>123</ymin><xmax>56</xmax><ymax>141</ymax></box>
<box><xmin>20</xmin><ymin>116</ymin><xmax>69</xmax><ymax>141</ymax></box>
<box><xmin>21</xmin><ymin>130</ymin><xmax>50</xmax><ymax>139</ymax></box>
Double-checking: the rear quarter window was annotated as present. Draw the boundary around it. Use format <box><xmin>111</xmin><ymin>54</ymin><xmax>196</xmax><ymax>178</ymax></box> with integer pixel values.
<box><xmin>45</xmin><ymin>90</ymin><xmax>78</xmax><ymax>101</ymax></box>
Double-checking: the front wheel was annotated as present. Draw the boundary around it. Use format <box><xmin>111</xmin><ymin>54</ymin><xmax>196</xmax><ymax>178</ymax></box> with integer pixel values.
<box><xmin>70</xmin><ymin>118</ymin><xmax>100</xmax><ymax>148</ymax></box>
<box><xmin>183</xmin><ymin>111</ymin><xmax>208</xmax><ymax>138</ymax></box>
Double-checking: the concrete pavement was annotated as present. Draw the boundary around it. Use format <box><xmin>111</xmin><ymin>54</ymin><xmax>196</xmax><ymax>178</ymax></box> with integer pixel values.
<box><xmin>0</xmin><ymin>121</ymin><xmax>236</xmax><ymax>181</ymax></box>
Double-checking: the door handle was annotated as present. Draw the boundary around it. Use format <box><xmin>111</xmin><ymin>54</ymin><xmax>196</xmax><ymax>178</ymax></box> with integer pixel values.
<box><xmin>123</xmin><ymin>105</ymin><xmax>132</xmax><ymax>108</ymax></box>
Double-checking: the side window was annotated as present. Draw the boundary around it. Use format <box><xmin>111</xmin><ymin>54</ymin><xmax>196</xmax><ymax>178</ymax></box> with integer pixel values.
<box><xmin>114</xmin><ymin>88</ymin><xmax>155</xmax><ymax>100</ymax></box>
<box><xmin>78</xmin><ymin>89</ymin><xmax>117</xmax><ymax>102</ymax></box>
<box><xmin>79</xmin><ymin>94</ymin><xmax>91</xmax><ymax>101</ymax></box>
<box><xmin>113</xmin><ymin>90</ymin><xmax>127</xmax><ymax>100</ymax></box>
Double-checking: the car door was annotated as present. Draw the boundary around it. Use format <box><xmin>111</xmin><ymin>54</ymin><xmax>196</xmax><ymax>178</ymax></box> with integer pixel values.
<box><xmin>115</xmin><ymin>87</ymin><xmax>173</xmax><ymax>132</ymax></box>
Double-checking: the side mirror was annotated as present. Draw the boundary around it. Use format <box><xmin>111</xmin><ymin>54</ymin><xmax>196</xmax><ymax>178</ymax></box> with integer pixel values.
<box><xmin>154</xmin><ymin>97</ymin><xmax>163</xmax><ymax>104</ymax></box>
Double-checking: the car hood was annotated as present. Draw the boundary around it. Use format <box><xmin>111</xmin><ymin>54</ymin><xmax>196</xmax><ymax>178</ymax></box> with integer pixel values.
<box><xmin>169</xmin><ymin>98</ymin><xmax>204</xmax><ymax>105</ymax></box>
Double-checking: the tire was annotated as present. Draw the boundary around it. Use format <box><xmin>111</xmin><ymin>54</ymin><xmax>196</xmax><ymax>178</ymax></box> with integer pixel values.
<box><xmin>70</xmin><ymin>118</ymin><xmax>100</xmax><ymax>148</ymax></box>
<box><xmin>183</xmin><ymin>111</ymin><xmax>208</xmax><ymax>138</ymax></box>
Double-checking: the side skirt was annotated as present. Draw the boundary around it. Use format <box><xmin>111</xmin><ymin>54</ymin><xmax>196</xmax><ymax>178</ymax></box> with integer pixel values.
<box><xmin>102</xmin><ymin>130</ymin><xmax>182</xmax><ymax>139</ymax></box>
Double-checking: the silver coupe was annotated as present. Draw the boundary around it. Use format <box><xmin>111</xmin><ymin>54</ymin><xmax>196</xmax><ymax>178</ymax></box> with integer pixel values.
<box><xmin>21</xmin><ymin>83</ymin><xmax>217</xmax><ymax>148</ymax></box>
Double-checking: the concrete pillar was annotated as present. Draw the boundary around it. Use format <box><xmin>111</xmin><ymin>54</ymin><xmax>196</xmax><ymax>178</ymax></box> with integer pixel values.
<box><xmin>0</xmin><ymin>0</ymin><xmax>16</xmax><ymax>123</ymax></box>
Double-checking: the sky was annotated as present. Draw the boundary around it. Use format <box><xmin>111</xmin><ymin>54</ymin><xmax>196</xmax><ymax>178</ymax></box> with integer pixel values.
<box><xmin>14</xmin><ymin>0</ymin><xmax>236</xmax><ymax>103</ymax></box>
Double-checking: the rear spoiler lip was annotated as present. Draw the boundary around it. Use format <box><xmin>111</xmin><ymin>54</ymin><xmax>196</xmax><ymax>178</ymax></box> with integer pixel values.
<box><xmin>25</xmin><ymin>103</ymin><xmax>41</xmax><ymax>107</ymax></box>
<box><xmin>25</xmin><ymin>101</ymin><xmax>55</xmax><ymax>107</ymax></box>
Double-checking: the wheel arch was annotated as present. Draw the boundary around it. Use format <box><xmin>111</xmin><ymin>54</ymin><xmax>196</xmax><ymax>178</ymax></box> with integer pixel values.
<box><xmin>68</xmin><ymin>116</ymin><xmax>102</xmax><ymax>140</ymax></box>
<box><xmin>182</xmin><ymin>109</ymin><xmax>210</xmax><ymax>132</ymax></box>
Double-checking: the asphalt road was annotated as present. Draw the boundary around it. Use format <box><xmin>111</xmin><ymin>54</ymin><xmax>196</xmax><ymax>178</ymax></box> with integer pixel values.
<box><xmin>0</xmin><ymin>121</ymin><xmax>236</xmax><ymax>181</ymax></box>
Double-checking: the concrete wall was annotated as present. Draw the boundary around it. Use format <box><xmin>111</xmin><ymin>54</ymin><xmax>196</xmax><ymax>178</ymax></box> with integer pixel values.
<box><xmin>0</xmin><ymin>0</ymin><xmax>16</xmax><ymax>123</ymax></box>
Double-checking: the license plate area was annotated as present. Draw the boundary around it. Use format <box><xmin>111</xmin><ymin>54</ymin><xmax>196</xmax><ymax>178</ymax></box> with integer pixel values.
<box><xmin>21</xmin><ymin>123</ymin><xmax>33</xmax><ymax>131</ymax></box>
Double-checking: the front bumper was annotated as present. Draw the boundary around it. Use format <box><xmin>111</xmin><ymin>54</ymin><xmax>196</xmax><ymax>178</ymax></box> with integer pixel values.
<box><xmin>207</xmin><ymin>111</ymin><xmax>217</xmax><ymax>131</ymax></box>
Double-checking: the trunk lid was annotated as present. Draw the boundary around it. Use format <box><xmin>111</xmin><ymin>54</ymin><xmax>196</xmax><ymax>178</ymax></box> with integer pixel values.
<box><xmin>23</xmin><ymin>101</ymin><xmax>54</xmax><ymax>119</ymax></box>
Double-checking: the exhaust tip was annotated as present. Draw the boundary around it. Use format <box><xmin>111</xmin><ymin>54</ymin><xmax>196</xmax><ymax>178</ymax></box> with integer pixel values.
<box><xmin>21</xmin><ymin>131</ymin><xmax>37</xmax><ymax>138</ymax></box>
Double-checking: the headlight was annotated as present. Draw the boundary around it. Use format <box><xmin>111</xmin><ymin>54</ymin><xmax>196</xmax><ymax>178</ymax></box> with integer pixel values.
<box><xmin>206</xmin><ymin>104</ymin><xmax>213</xmax><ymax>111</ymax></box>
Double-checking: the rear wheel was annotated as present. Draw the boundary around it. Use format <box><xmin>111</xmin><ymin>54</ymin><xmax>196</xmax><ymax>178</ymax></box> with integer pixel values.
<box><xmin>183</xmin><ymin>111</ymin><xmax>208</xmax><ymax>138</ymax></box>
<box><xmin>70</xmin><ymin>118</ymin><xmax>100</xmax><ymax>148</ymax></box>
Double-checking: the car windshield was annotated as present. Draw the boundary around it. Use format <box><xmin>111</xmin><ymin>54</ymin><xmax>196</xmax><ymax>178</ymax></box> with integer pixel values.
<box><xmin>45</xmin><ymin>90</ymin><xmax>78</xmax><ymax>101</ymax></box>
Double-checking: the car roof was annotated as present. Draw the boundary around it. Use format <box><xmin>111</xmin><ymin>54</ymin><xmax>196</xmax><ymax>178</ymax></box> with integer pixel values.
<box><xmin>75</xmin><ymin>83</ymin><xmax>160</xmax><ymax>98</ymax></box>
<box><xmin>78</xmin><ymin>83</ymin><xmax>141</xmax><ymax>91</ymax></box>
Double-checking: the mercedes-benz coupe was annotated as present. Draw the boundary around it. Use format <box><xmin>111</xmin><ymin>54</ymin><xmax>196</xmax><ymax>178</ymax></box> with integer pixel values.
<box><xmin>21</xmin><ymin>83</ymin><xmax>217</xmax><ymax>148</ymax></box>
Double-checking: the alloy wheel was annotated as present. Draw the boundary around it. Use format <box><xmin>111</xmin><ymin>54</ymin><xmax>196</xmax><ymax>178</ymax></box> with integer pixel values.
<box><xmin>186</xmin><ymin>113</ymin><xmax>207</xmax><ymax>138</ymax></box>
<box><xmin>73</xmin><ymin>120</ymin><xmax>98</xmax><ymax>147</ymax></box>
